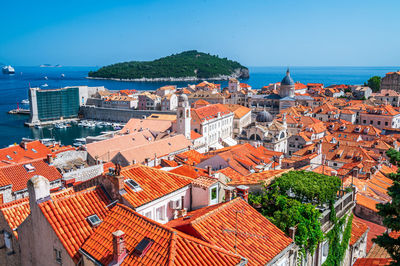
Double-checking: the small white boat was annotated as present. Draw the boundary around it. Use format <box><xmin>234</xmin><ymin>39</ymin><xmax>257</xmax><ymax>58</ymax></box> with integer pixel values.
<box><xmin>73</xmin><ymin>138</ymin><xmax>86</xmax><ymax>147</ymax></box>
<box><xmin>54</xmin><ymin>123</ymin><xmax>67</xmax><ymax>129</ymax></box>
<box><xmin>35</xmin><ymin>124</ymin><xmax>42</xmax><ymax>129</ymax></box>
<box><xmin>41</xmin><ymin>83</ymin><xmax>48</xmax><ymax>87</ymax></box>
<box><xmin>44</xmin><ymin>76</ymin><xmax>48</xmax><ymax>80</ymax></box>
<box><xmin>2</xmin><ymin>65</ymin><xmax>15</xmax><ymax>74</ymax></box>
<box><xmin>21</xmin><ymin>99</ymin><xmax>29</xmax><ymax>105</ymax></box>
<box><xmin>61</xmin><ymin>73</ymin><xmax>65</xmax><ymax>77</ymax></box>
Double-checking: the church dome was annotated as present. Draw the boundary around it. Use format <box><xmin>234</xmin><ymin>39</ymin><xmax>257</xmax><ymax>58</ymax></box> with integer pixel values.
<box><xmin>256</xmin><ymin>110</ymin><xmax>273</xmax><ymax>123</ymax></box>
<box><xmin>281</xmin><ymin>68</ymin><xmax>294</xmax><ymax>86</ymax></box>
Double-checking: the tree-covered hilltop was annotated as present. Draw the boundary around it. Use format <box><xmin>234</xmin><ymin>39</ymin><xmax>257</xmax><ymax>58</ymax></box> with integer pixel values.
<box><xmin>88</xmin><ymin>50</ymin><xmax>249</xmax><ymax>80</ymax></box>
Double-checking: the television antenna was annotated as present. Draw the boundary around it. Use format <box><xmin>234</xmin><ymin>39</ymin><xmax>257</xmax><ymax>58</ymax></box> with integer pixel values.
<box><xmin>222</xmin><ymin>209</ymin><xmax>268</xmax><ymax>254</ymax></box>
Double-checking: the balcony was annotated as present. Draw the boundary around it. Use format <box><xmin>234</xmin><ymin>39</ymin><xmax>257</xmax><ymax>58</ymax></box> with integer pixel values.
<box><xmin>319</xmin><ymin>190</ymin><xmax>355</xmax><ymax>232</ymax></box>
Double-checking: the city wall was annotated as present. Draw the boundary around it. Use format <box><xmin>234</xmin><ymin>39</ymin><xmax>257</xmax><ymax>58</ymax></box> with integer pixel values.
<box><xmin>80</xmin><ymin>106</ymin><xmax>175</xmax><ymax>123</ymax></box>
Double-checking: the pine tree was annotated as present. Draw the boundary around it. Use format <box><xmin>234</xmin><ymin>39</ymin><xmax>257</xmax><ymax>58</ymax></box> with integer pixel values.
<box><xmin>373</xmin><ymin>150</ymin><xmax>400</xmax><ymax>265</ymax></box>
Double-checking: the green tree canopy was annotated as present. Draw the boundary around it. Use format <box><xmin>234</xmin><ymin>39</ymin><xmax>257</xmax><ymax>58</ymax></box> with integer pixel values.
<box><xmin>366</xmin><ymin>76</ymin><xmax>381</xmax><ymax>92</ymax></box>
<box><xmin>373</xmin><ymin>149</ymin><xmax>400</xmax><ymax>265</ymax></box>
<box><xmin>88</xmin><ymin>50</ymin><xmax>249</xmax><ymax>79</ymax></box>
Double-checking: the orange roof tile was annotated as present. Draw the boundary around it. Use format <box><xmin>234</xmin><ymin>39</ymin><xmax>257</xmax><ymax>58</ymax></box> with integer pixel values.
<box><xmin>353</xmin><ymin>216</ymin><xmax>386</xmax><ymax>254</ymax></box>
<box><xmin>354</xmin><ymin>258</ymin><xmax>391</xmax><ymax>265</ymax></box>
<box><xmin>0</xmin><ymin>158</ymin><xmax>62</xmax><ymax>192</ymax></box>
<box><xmin>0</xmin><ymin>140</ymin><xmax>51</xmax><ymax>167</ymax></box>
<box><xmin>190</xmin><ymin>130</ymin><xmax>202</xmax><ymax>140</ymax></box>
<box><xmin>350</xmin><ymin>219</ymin><xmax>369</xmax><ymax>246</ymax></box>
<box><xmin>0</xmin><ymin>188</ymin><xmax>74</xmax><ymax>238</ymax></box>
<box><xmin>224</xmin><ymin>104</ymin><xmax>251</xmax><ymax>119</ymax></box>
<box><xmin>39</xmin><ymin>186</ymin><xmax>111</xmax><ymax>262</ymax></box>
<box><xmin>166</xmin><ymin>198</ymin><xmax>293</xmax><ymax>265</ymax></box>
<box><xmin>81</xmin><ymin>204</ymin><xmax>243</xmax><ymax>265</ymax></box>
<box><xmin>175</xmin><ymin>150</ymin><xmax>208</xmax><ymax>165</ymax></box>
<box><xmin>169</xmin><ymin>164</ymin><xmax>209</xmax><ymax>179</ymax></box>
<box><xmin>192</xmin><ymin>104</ymin><xmax>232</xmax><ymax>122</ymax></box>
<box><xmin>120</xmin><ymin>165</ymin><xmax>193</xmax><ymax>208</ymax></box>
<box><xmin>228</xmin><ymin>169</ymin><xmax>291</xmax><ymax>186</ymax></box>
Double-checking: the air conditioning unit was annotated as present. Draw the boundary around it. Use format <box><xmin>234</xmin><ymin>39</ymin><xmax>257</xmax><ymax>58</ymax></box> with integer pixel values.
<box><xmin>169</xmin><ymin>199</ymin><xmax>181</xmax><ymax>210</ymax></box>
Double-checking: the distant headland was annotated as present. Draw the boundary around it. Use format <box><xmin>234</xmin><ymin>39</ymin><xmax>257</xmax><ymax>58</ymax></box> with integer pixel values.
<box><xmin>87</xmin><ymin>50</ymin><xmax>249</xmax><ymax>82</ymax></box>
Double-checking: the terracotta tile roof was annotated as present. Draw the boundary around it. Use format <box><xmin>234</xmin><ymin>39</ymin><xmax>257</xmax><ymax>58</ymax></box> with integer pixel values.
<box><xmin>160</xmin><ymin>159</ymin><xmax>179</xmax><ymax>167</ymax></box>
<box><xmin>228</xmin><ymin>169</ymin><xmax>291</xmax><ymax>186</ymax></box>
<box><xmin>120</xmin><ymin>118</ymin><xmax>172</xmax><ymax>134</ymax></box>
<box><xmin>191</xmin><ymin>104</ymin><xmax>232</xmax><ymax>122</ymax></box>
<box><xmin>217</xmin><ymin>167</ymin><xmax>245</xmax><ymax>182</ymax></box>
<box><xmin>191</xmin><ymin>176</ymin><xmax>218</xmax><ymax>189</ymax></box>
<box><xmin>350</xmin><ymin>218</ymin><xmax>369</xmax><ymax>246</ymax></box>
<box><xmin>39</xmin><ymin>186</ymin><xmax>111</xmax><ymax>262</ymax></box>
<box><xmin>0</xmin><ymin>188</ymin><xmax>74</xmax><ymax>238</ymax></box>
<box><xmin>313</xmin><ymin>103</ymin><xmax>339</xmax><ymax>115</ymax></box>
<box><xmin>115</xmin><ymin>135</ymin><xmax>192</xmax><ymax>165</ymax></box>
<box><xmin>190</xmin><ymin>130</ymin><xmax>202</xmax><ymax>140</ymax></box>
<box><xmin>81</xmin><ymin>204</ymin><xmax>243</xmax><ymax>265</ymax></box>
<box><xmin>120</xmin><ymin>165</ymin><xmax>193</xmax><ymax>208</ymax></box>
<box><xmin>0</xmin><ymin>158</ymin><xmax>62</xmax><ymax>192</ymax></box>
<box><xmin>363</xmin><ymin>105</ymin><xmax>400</xmax><ymax>116</ymax></box>
<box><xmin>102</xmin><ymin>162</ymin><xmax>115</xmax><ymax>173</ymax></box>
<box><xmin>353</xmin><ymin>258</ymin><xmax>391</xmax><ymax>266</ymax></box>
<box><xmin>86</xmin><ymin>130</ymin><xmax>153</xmax><ymax>162</ymax></box>
<box><xmin>167</xmin><ymin>198</ymin><xmax>293</xmax><ymax>265</ymax></box>
<box><xmin>0</xmin><ymin>140</ymin><xmax>51</xmax><ymax>167</ymax></box>
<box><xmin>169</xmin><ymin>164</ymin><xmax>209</xmax><ymax>179</ymax></box>
<box><xmin>146</xmin><ymin>114</ymin><xmax>177</xmax><ymax>121</ymax></box>
<box><xmin>353</xmin><ymin>216</ymin><xmax>386</xmax><ymax>254</ymax></box>
<box><xmin>224</xmin><ymin>104</ymin><xmax>251</xmax><ymax>119</ymax></box>
<box><xmin>311</xmin><ymin>165</ymin><xmax>337</xmax><ymax>176</ymax></box>
<box><xmin>175</xmin><ymin>150</ymin><xmax>208</xmax><ymax>165</ymax></box>
<box><xmin>205</xmin><ymin>144</ymin><xmax>279</xmax><ymax>176</ymax></box>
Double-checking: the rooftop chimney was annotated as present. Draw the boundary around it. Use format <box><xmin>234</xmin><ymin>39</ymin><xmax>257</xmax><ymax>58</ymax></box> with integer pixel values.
<box><xmin>224</xmin><ymin>186</ymin><xmax>235</xmax><ymax>202</ymax></box>
<box><xmin>47</xmin><ymin>154</ymin><xmax>54</xmax><ymax>165</ymax></box>
<box><xmin>288</xmin><ymin>226</ymin><xmax>296</xmax><ymax>240</ymax></box>
<box><xmin>112</xmin><ymin>230</ymin><xmax>127</xmax><ymax>265</ymax></box>
<box><xmin>27</xmin><ymin>175</ymin><xmax>50</xmax><ymax>204</ymax></box>
<box><xmin>236</xmin><ymin>185</ymin><xmax>249</xmax><ymax>202</ymax></box>
<box><xmin>207</xmin><ymin>165</ymin><xmax>213</xmax><ymax>176</ymax></box>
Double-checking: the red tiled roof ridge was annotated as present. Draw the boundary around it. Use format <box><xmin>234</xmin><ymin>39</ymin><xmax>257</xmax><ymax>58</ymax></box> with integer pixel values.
<box><xmin>191</xmin><ymin>197</ymin><xmax>242</xmax><ymax>225</ymax></box>
<box><xmin>45</xmin><ymin>185</ymin><xmax>102</xmax><ymax>204</ymax></box>
<box><xmin>127</xmin><ymin>164</ymin><xmax>196</xmax><ymax>182</ymax></box>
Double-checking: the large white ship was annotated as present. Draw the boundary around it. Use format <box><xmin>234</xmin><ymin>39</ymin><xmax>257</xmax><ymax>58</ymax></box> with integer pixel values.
<box><xmin>2</xmin><ymin>65</ymin><xmax>15</xmax><ymax>74</ymax></box>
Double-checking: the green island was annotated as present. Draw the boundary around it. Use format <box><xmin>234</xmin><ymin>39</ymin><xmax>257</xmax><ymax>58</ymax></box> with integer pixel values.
<box><xmin>88</xmin><ymin>50</ymin><xmax>249</xmax><ymax>81</ymax></box>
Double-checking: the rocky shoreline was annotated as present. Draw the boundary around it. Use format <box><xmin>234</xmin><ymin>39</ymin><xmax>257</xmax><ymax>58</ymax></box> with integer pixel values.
<box><xmin>87</xmin><ymin>68</ymin><xmax>250</xmax><ymax>82</ymax></box>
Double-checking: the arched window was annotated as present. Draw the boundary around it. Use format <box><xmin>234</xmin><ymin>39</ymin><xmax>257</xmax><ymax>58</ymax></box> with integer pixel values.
<box><xmin>280</xmin><ymin>132</ymin><xmax>285</xmax><ymax>139</ymax></box>
<box><xmin>179</xmin><ymin>110</ymin><xmax>183</xmax><ymax>118</ymax></box>
<box><xmin>186</xmin><ymin>109</ymin><xmax>190</xmax><ymax>118</ymax></box>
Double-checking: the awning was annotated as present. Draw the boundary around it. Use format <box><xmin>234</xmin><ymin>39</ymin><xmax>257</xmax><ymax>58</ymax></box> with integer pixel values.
<box><xmin>222</xmin><ymin>137</ymin><xmax>238</xmax><ymax>147</ymax></box>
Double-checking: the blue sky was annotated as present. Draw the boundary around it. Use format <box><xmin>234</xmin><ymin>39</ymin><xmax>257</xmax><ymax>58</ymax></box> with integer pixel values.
<box><xmin>1</xmin><ymin>0</ymin><xmax>399</xmax><ymax>66</ymax></box>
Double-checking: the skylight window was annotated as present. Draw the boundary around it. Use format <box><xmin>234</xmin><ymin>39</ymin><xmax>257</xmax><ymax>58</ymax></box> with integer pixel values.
<box><xmin>133</xmin><ymin>238</ymin><xmax>154</xmax><ymax>257</ymax></box>
<box><xmin>31</xmin><ymin>148</ymin><xmax>37</xmax><ymax>153</ymax></box>
<box><xmin>24</xmin><ymin>164</ymin><xmax>35</xmax><ymax>172</ymax></box>
<box><xmin>125</xmin><ymin>179</ymin><xmax>142</xmax><ymax>192</ymax></box>
<box><xmin>87</xmin><ymin>214</ymin><xmax>102</xmax><ymax>227</ymax></box>
<box><xmin>6</xmin><ymin>155</ymin><xmax>12</xmax><ymax>160</ymax></box>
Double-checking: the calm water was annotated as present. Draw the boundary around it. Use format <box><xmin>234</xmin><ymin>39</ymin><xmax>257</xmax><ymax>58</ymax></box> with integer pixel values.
<box><xmin>0</xmin><ymin>66</ymin><xmax>398</xmax><ymax>148</ymax></box>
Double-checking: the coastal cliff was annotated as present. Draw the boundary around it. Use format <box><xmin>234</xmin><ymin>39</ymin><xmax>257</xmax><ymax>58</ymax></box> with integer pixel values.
<box><xmin>88</xmin><ymin>50</ymin><xmax>249</xmax><ymax>81</ymax></box>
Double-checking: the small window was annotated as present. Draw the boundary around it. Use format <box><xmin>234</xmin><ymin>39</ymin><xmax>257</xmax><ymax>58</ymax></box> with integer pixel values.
<box><xmin>156</xmin><ymin>206</ymin><xmax>165</xmax><ymax>221</ymax></box>
<box><xmin>4</xmin><ymin>231</ymin><xmax>12</xmax><ymax>250</ymax></box>
<box><xmin>211</xmin><ymin>187</ymin><xmax>217</xmax><ymax>200</ymax></box>
<box><xmin>125</xmin><ymin>179</ymin><xmax>142</xmax><ymax>192</ymax></box>
<box><xmin>31</xmin><ymin>148</ymin><xmax>37</xmax><ymax>153</ymax></box>
<box><xmin>54</xmin><ymin>248</ymin><xmax>62</xmax><ymax>264</ymax></box>
<box><xmin>87</xmin><ymin>214</ymin><xmax>102</xmax><ymax>227</ymax></box>
<box><xmin>6</xmin><ymin>155</ymin><xmax>12</xmax><ymax>160</ymax></box>
<box><xmin>134</xmin><ymin>238</ymin><xmax>154</xmax><ymax>257</ymax></box>
<box><xmin>24</xmin><ymin>164</ymin><xmax>35</xmax><ymax>172</ymax></box>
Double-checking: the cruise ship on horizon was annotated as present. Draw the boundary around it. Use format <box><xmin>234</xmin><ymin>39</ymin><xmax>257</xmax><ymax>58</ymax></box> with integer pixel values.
<box><xmin>2</xmin><ymin>65</ymin><xmax>15</xmax><ymax>74</ymax></box>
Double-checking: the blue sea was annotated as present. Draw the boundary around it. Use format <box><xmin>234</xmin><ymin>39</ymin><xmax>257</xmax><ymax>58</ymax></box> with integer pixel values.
<box><xmin>0</xmin><ymin>66</ymin><xmax>398</xmax><ymax>148</ymax></box>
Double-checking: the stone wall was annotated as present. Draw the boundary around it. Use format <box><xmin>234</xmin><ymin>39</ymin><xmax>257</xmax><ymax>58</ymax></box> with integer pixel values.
<box><xmin>80</xmin><ymin>106</ymin><xmax>175</xmax><ymax>123</ymax></box>
<box><xmin>62</xmin><ymin>164</ymin><xmax>104</xmax><ymax>183</ymax></box>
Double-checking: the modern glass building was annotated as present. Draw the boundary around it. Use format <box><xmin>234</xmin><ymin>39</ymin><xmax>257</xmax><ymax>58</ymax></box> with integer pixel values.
<box><xmin>29</xmin><ymin>87</ymin><xmax>80</xmax><ymax>123</ymax></box>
